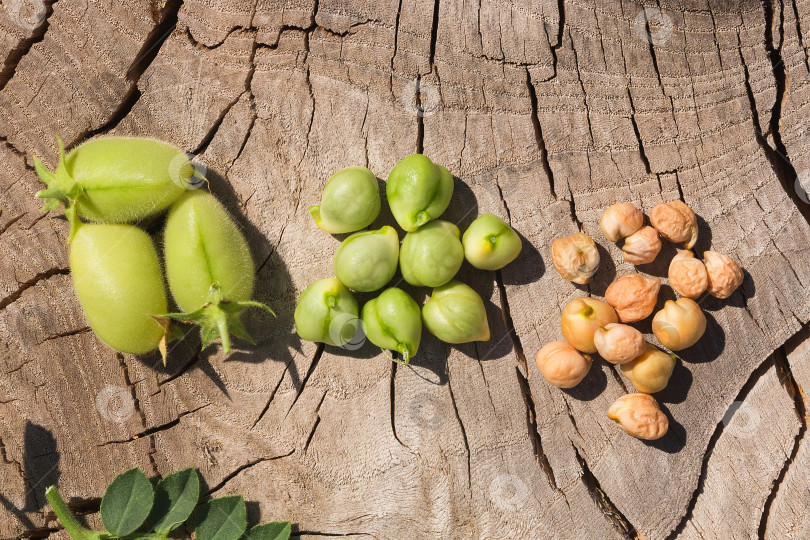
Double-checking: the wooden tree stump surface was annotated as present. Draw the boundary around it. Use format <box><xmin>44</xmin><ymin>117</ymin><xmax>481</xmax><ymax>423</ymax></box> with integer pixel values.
<box><xmin>1</xmin><ymin>0</ymin><xmax>810</xmax><ymax>538</ymax></box>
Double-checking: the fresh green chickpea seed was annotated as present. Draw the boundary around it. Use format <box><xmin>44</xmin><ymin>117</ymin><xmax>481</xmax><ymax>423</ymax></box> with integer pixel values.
<box><xmin>333</xmin><ymin>226</ymin><xmax>399</xmax><ymax>292</ymax></box>
<box><xmin>34</xmin><ymin>137</ymin><xmax>199</xmax><ymax>241</ymax></box>
<box><xmin>295</xmin><ymin>278</ymin><xmax>360</xmax><ymax>346</ymax></box>
<box><xmin>386</xmin><ymin>154</ymin><xmax>454</xmax><ymax>231</ymax></box>
<box><xmin>462</xmin><ymin>213</ymin><xmax>522</xmax><ymax>270</ymax></box>
<box><xmin>70</xmin><ymin>223</ymin><xmax>167</xmax><ymax>355</ymax></box>
<box><xmin>310</xmin><ymin>166</ymin><xmax>381</xmax><ymax>234</ymax></box>
<box><xmin>161</xmin><ymin>190</ymin><xmax>274</xmax><ymax>355</ymax></box>
<box><xmin>400</xmin><ymin>220</ymin><xmax>464</xmax><ymax>287</ymax></box>
<box><xmin>422</xmin><ymin>280</ymin><xmax>490</xmax><ymax>343</ymax></box>
<box><xmin>361</xmin><ymin>287</ymin><xmax>422</xmax><ymax>364</ymax></box>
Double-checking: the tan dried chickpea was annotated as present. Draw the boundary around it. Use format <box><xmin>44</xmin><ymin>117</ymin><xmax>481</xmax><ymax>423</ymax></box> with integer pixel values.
<box><xmin>649</xmin><ymin>200</ymin><xmax>698</xmax><ymax>249</ymax></box>
<box><xmin>619</xmin><ymin>344</ymin><xmax>676</xmax><ymax>393</ymax></box>
<box><xmin>652</xmin><ymin>298</ymin><xmax>706</xmax><ymax>350</ymax></box>
<box><xmin>551</xmin><ymin>233</ymin><xmax>600</xmax><ymax>284</ymax></box>
<box><xmin>593</xmin><ymin>323</ymin><xmax>646</xmax><ymax>364</ymax></box>
<box><xmin>668</xmin><ymin>250</ymin><xmax>708</xmax><ymax>299</ymax></box>
<box><xmin>704</xmin><ymin>251</ymin><xmax>744</xmax><ymax>299</ymax></box>
<box><xmin>604</xmin><ymin>273</ymin><xmax>661</xmax><ymax>322</ymax></box>
<box><xmin>622</xmin><ymin>226</ymin><xmax>662</xmax><ymax>265</ymax></box>
<box><xmin>535</xmin><ymin>341</ymin><xmax>592</xmax><ymax>388</ymax></box>
<box><xmin>560</xmin><ymin>297</ymin><xmax>618</xmax><ymax>353</ymax></box>
<box><xmin>600</xmin><ymin>203</ymin><xmax>644</xmax><ymax>242</ymax></box>
<box><xmin>608</xmin><ymin>393</ymin><xmax>669</xmax><ymax>440</ymax></box>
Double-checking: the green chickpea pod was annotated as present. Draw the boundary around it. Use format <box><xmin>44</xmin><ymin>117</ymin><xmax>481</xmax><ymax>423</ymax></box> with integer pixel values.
<box><xmin>34</xmin><ymin>137</ymin><xmax>197</xmax><ymax>241</ymax></box>
<box><xmin>361</xmin><ymin>288</ymin><xmax>422</xmax><ymax>364</ymax></box>
<box><xmin>462</xmin><ymin>213</ymin><xmax>523</xmax><ymax>270</ymax></box>
<box><xmin>422</xmin><ymin>280</ymin><xmax>490</xmax><ymax>343</ymax></box>
<box><xmin>160</xmin><ymin>190</ymin><xmax>275</xmax><ymax>356</ymax></box>
<box><xmin>386</xmin><ymin>154</ymin><xmax>454</xmax><ymax>231</ymax></box>
<box><xmin>333</xmin><ymin>226</ymin><xmax>399</xmax><ymax>292</ymax></box>
<box><xmin>399</xmin><ymin>220</ymin><xmax>464</xmax><ymax>287</ymax></box>
<box><xmin>310</xmin><ymin>166</ymin><xmax>381</xmax><ymax>234</ymax></box>
<box><xmin>70</xmin><ymin>223</ymin><xmax>168</xmax><ymax>355</ymax></box>
<box><xmin>295</xmin><ymin>278</ymin><xmax>360</xmax><ymax>346</ymax></box>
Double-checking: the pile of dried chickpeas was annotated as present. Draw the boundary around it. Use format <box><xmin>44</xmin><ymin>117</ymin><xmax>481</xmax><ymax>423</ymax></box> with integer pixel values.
<box><xmin>538</xmin><ymin>201</ymin><xmax>744</xmax><ymax>441</ymax></box>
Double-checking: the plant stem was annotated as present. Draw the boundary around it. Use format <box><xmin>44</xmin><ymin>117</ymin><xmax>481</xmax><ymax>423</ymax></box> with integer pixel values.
<box><xmin>45</xmin><ymin>486</ymin><xmax>97</xmax><ymax>540</ymax></box>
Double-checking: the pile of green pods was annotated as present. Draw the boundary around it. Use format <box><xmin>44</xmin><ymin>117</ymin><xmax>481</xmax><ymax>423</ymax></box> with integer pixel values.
<box><xmin>295</xmin><ymin>154</ymin><xmax>523</xmax><ymax>364</ymax></box>
<box><xmin>34</xmin><ymin>137</ymin><xmax>274</xmax><ymax>361</ymax></box>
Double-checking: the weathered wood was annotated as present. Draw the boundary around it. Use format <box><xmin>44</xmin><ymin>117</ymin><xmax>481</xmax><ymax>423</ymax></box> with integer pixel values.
<box><xmin>675</xmin><ymin>355</ymin><xmax>801</xmax><ymax>540</ymax></box>
<box><xmin>765</xmin><ymin>327</ymin><xmax>810</xmax><ymax>539</ymax></box>
<box><xmin>1</xmin><ymin>0</ymin><xmax>810</xmax><ymax>539</ymax></box>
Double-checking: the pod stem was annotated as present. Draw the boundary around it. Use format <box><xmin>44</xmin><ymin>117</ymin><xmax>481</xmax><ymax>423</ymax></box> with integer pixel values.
<box><xmin>391</xmin><ymin>346</ymin><xmax>411</xmax><ymax>365</ymax></box>
<box><xmin>33</xmin><ymin>137</ymin><xmax>85</xmax><ymax>243</ymax></box>
<box><xmin>157</xmin><ymin>283</ymin><xmax>275</xmax><ymax>358</ymax></box>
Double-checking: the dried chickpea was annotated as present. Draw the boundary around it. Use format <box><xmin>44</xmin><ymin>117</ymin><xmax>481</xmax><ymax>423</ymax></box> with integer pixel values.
<box><xmin>560</xmin><ymin>297</ymin><xmax>618</xmax><ymax>353</ymax></box>
<box><xmin>704</xmin><ymin>251</ymin><xmax>744</xmax><ymax>299</ymax></box>
<box><xmin>535</xmin><ymin>341</ymin><xmax>592</xmax><ymax>388</ymax></box>
<box><xmin>551</xmin><ymin>233</ymin><xmax>600</xmax><ymax>284</ymax></box>
<box><xmin>600</xmin><ymin>203</ymin><xmax>644</xmax><ymax>242</ymax></box>
<box><xmin>652</xmin><ymin>298</ymin><xmax>706</xmax><ymax>350</ymax></box>
<box><xmin>622</xmin><ymin>226</ymin><xmax>662</xmax><ymax>265</ymax></box>
<box><xmin>649</xmin><ymin>200</ymin><xmax>698</xmax><ymax>249</ymax></box>
<box><xmin>593</xmin><ymin>323</ymin><xmax>646</xmax><ymax>364</ymax></box>
<box><xmin>604</xmin><ymin>273</ymin><xmax>661</xmax><ymax>322</ymax></box>
<box><xmin>608</xmin><ymin>393</ymin><xmax>669</xmax><ymax>440</ymax></box>
<box><xmin>619</xmin><ymin>344</ymin><xmax>676</xmax><ymax>393</ymax></box>
<box><xmin>668</xmin><ymin>250</ymin><xmax>708</xmax><ymax>299</ymax></box>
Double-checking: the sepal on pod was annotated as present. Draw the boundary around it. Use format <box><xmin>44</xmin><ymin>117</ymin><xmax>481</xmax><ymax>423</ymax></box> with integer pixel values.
<box><xmin>33</xmin><ymin>137</ymin><xmax>86</xmax><ymax>242</ymax></box>
<box><xmin>157</xmin><ymin>282</ymin><xmax>275</xmax><ymax>357</ymax></box>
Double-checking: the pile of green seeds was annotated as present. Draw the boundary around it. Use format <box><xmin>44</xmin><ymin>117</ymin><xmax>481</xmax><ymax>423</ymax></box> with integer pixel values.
<box><xmin>295</xmin><ymin>154</ymin><xmax>523</xmax><ymax>364</ymax></box>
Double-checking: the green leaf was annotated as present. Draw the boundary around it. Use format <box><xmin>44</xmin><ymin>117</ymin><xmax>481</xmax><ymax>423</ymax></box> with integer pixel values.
<box><xmin>195</xmin><ymin>495</ymin><xmax>247</xmax><ymax>540</ymax></box>
<box><xmin>148</xmin><ymin>468</ymin><xmax>200</xmax><ymax>534</ymax></box>
<box><xmin>246</xmin><ymin>522</ymin><xmax>292</xmax><ymax>540</ymax></box>
<box><xmin>100</xmin><ymin>467</ymin><xmax>154</xmax><ymax>536</ymax></box>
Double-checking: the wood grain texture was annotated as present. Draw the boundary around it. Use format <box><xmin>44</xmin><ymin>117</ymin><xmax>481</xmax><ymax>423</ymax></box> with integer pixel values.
<box><xmin>1</xmin><ymin>0</ymin><xmax>810</xmax><ymax>539</ymax></box>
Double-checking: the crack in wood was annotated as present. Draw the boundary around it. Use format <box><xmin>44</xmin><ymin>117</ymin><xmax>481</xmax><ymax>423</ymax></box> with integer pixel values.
<box><xmin>573</xmin><ymin>444</ymin><xmax>637</xmax><ymax>538</ymax></box>
<box><xmin>0</xmin><ymin>0</ymin><xmax>58</xmax><ymax>95</ymax></box>
<box><xmin>292</xmin><ymin>532</ymin><xmax>375</xmax><ymax>538</ymax></box>
<box><xmin>427</xmin><ymin>0</ymin><xmax>441</xmax><ymax>72</ymax></box>
<box><xmin>388</xmin><ymin>361</ymin><xmax>409</xmax><ymax>449</ymax></box>
<box><xmin>0</xmin><ymin>212</ymin><xmax>28</xmax><ymax>238</ymax></box>
<box><xmin>525</xmin><ymin>68</ymin><xmax>559</xmax><ymax>201</ymax></box>
<box><xmin>158</xmin><ymin>344</ymin><xmax>203</xmax><ymax>388</ymax></box>
<box><xmin>96</xmin><ymin>403</ymin><xmax>210</xmax><ymax>447</ymax></box>
<box><xmin>194</xmin><ymin>22</ymin><xmax>260</xmax><ymax>157</ymax></box>
<box><xmin>304</xmin><ymin>391</ymin><xmax>327</xmax><ymax>453</ymax></box>
<box><xmin>446</xmin><ymin>361</ymin><xmax>471</xmax><ymax>489</ymax></box>
<box><xmin>608</xmin><ymin>364</ymin><xmax>630</xmax><ymax>394</ymax></box>
<box><xmin>493</xmin><ymin>269</ymin><xmax>561</xmax><ymax>491</ymax></box>
<box><xmin>789</xmin><ymin>0</ymin><xmax>810</xmax><ymax>71</ymax></box>
<box><xmin>639</xmin><ymin>3</ymin><xmax>663</xmax><ymax>89</ymax></box>
<box><xmin>758</xmin><ymin>343</ymin><xmax>809</xmax><ymax>538</ymax></box>
<box><xmin>286</xmin><ymin>342</ymin><xmax>325</xmax><ymax>418</ymax></box>
<box><xmin>78</xmin><ymin>0</ymin><xmax>182</xmax><ymax>143</ymax></box>
<box><xmin>547</xmin><ymin>0</ymin><xmax>565</xmax><ymax>80</ymax></box>
<box><xmin>36</xmin><ymin>326</ymin><xmax>90</xmax><ymax>345</ymax></box>
<box><xmin>665</xmin><ymin>351</ymin><xmax>781</xmax><ymax>540</ymax></box>
<box><xmin>204</xmin><ymin>449</ymin><xmax>294</xmax><ymax>496</ymax></box>
<box><xmin>627</xmin><ymin>89</ymin><xmax>652</xmax><ymax>176</ymax></box>
<box><xmin>251</xmin><ymin>355</ymin><xmax>296</xmax><ymax>429</ymax></box>
<box><xmin>0</xmin><ymin>267</ymin><xmax>69</xmax><ymax>313</ymax></box>
<box><xmin>756</xmin><ymin>0</ymin><xmax>810</xmax><ymax>227</ymax></box>
<box><xmin>116</xmin><ymin>353</ymin><xmax>159</xmax><ymax>474</ymax></box>
<box><xmin>127</xmin><ymin>0</ymin><xmax>183</xmax><ymax>83</ymax></box>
